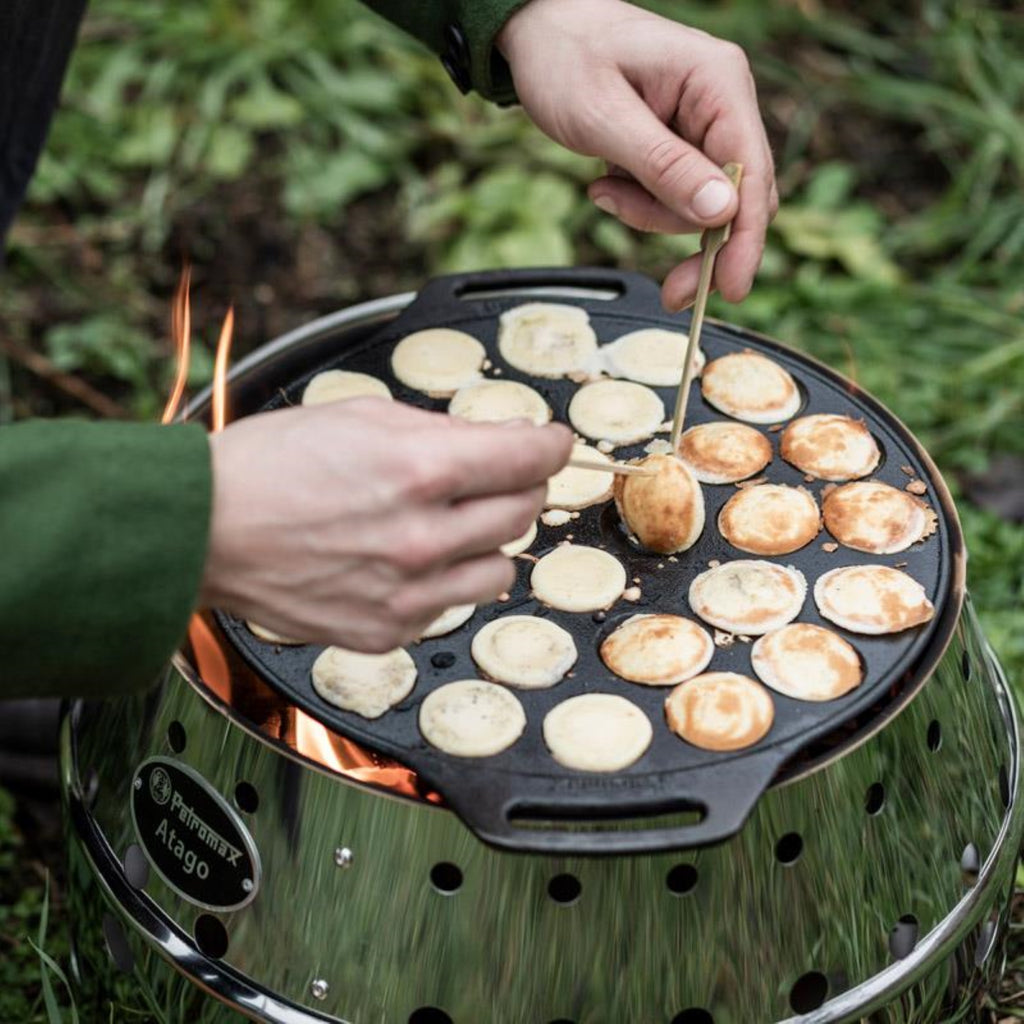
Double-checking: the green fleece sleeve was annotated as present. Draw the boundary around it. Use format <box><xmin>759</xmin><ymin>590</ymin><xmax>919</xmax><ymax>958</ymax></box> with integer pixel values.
<box><xmin>361</xmin><ymin>0</ymin><xmax>530</xmax><ymax>103</ymax></box>
<box><xmin>0</xmin><ymin>420</ymin><xmax>211</xmax><ymax>699</ymax></box>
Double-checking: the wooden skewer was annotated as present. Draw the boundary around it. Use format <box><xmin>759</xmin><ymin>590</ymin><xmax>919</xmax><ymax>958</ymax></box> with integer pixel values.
<box><xmin>567</xmin><ymin>455</ymin><xmax>656</xmax><ymax>477</ymax></box>
<box><xmin>669</xmin><ymin>162</ymin><xmax>745</xmax><ymax>452</ymax></box>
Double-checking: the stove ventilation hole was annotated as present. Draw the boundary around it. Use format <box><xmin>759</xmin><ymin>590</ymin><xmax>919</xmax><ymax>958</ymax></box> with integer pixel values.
<box><xmin>926</xmin><ymin>720</ymin><xmax>942</xmax><ymax>752</ymax></box>
<box><xmin>430</xmin><ymin>862</ymin><xmax>463</xmax><ymax>894</ymax></box>
<box><xmin>234</xmin><ymin>781</ymin><xmax>259</xmax><ymax>814</ymax></box>
<box><xmin>864</xmin><ymin>782</ymin><xmax>886</xmax><ymax>816</ymax></box>
<box><xmin>167</xmin><ymin>721</ymin><xmax>187</xmax><ymax>754</ymax></box>
<box><xmin>961</xmin><ymin>650</ymin><xmax>973</xmax><ymax>682</ymax></box>
<box><xmin>548</xmin><ymin>873</ymin><xmax>582</xmax><ymax>905</ymax></box>
<box><xmin>123</xmin><ymin>844</ymin><xmax>150</xmax><ymax>890</ymax></box>
<box><xmin>999</xmin><ymin>764</ymin><xmax>1011</xmax><ymax>809</ymax></box>
<box><xmin>888</xmin><ymin>914</ymin><xmax>919</xmax><ymax>960</ymax></box>
<box><xmin>960</xmin><ymin>842</ymin><xmax>981</xmax><ymax>885</ymax></box>
<box><xmin>789</xmin><ymin>971</ymin><xmax>828</xmax><ymax>1014</ymax></box>
<box><xmin>774</xmin><ymin>832</ymin><xmax>803</xmax><ymax>865</ymax></box>
<box><xmin>666</xmin><ymin>863</ymin><xmax>699</xmax><ymax>896</ymax></box>
<box><xmin>408</xmin><ymin>1008</ymin><xmax>453</xmax><ymax>1024</ymax></box>
<box><xmin>671</xmin><ymin>1009</ymin><xmax>713</xmax><ymax>1024</ymax></box>
<box><xmin>101</xmin><ymin>913</ymin><xmax>135</xmax><ymax>974</ymax></box>
<box><xmin>194</xmin><ymin>914</ymin><xmax>229</xmax><ymax>960</ymax></box>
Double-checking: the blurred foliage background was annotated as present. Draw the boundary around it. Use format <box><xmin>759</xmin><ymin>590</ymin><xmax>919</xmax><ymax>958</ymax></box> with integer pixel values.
<box><xmin>1</xmin><ymin>0</ymin><xmax>1023</xmax><ymax>1019</ymax></box>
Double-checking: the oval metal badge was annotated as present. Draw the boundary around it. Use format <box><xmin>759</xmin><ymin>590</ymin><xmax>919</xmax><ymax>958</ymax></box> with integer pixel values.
<box><xmin>131</xmin><ymin>757</ymin><xmax>261</xmax><ymax>911</ymax></box>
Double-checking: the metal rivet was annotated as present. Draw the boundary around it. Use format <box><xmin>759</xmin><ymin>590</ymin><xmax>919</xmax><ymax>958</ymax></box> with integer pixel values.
<box><xmin>311</xmin><ymin>979</ymin><xmax>329</xmax><ymax>1000</ymax></box>
<box><xmin>133</xmin><ymin>778</ymin><xmax>142</xmax><ymax>790</ymax></box>
<box><xmin>334</xmin><ymin>847</ymin><xmax>354</xmax><ymax>868</ymax></box>
<box><xmin>241</xmin><ymin>878</ymin><xmax>254</xmax><ymax>893</ymax></box>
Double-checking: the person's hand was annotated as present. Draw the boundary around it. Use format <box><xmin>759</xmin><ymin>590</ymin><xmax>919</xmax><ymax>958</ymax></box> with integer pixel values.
<box><xmin>201</xmin><ymin>399</ymin><xmax>572</xmax><ymax>651</ymax></box>
<box><xmin>497</xmin><ymin>0</ymin><xmax>777</xmax><ymax>310</ymax></box>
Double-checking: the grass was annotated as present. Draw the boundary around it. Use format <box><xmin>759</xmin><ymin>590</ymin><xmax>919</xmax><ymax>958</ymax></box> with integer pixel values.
<box><xmin>0</xmin><ymin>0</ymin><xmax>1022</xmax><ymax>1019</ymax></box>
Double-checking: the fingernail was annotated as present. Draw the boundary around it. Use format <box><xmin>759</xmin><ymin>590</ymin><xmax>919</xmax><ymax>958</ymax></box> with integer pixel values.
<box><xmin>692</xmin><ymin>179</ymin><xmax>733</xmax><ymax>220</ymax></box>
<box><xmin>592</xmin><ymin>194</ymin><xmax>618</xmax><ymax>216</ymax></box>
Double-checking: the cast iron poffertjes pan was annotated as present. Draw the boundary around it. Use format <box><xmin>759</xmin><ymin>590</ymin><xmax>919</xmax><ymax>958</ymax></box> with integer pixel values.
<box><xmin>215</xmin><ymin>268</ymin><xmax>962</xmax><ymax>855</ymax></box>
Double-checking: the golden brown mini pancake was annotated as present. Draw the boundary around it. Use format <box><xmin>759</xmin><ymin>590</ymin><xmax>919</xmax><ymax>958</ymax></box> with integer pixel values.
<box><xmin>814</xmin><ymin>565</ymin><xmax>935</xmax><ymax>635</ymax></box>
<box><xmin>497</xmin><ymin>303</ymin><xmax>597</xmax><ymax>378</ymax></box>
<box><xmin>543</xmin><ymin>694</ymin><xmax>652</xmax><ymax>771</ymax></box>
<box><xmin>419</xmin><ymin>680</ymin><xmax>526</xmax><ymax>757</ymax></box>
<box><xmin>568</xmin><ymin>379</ymin><xmax>665</xmax><ymax>445</ymax></box>
<box><xmin>302</xmin><ymin>370</ymin><xmax>392</xmax><ymax>405</ymax></box>
<box><xmin>312</xmin><ymin>646</ymin><xmax>417</xmax><ymax>719</ymax></box>
<box><xmin>665</xmin><ymin>672</ymin><xmax>775</xmax><ymax>751</ymax></box>
<box><xmin>678</xmin><ymin>421</ymin><xmax>772</xmax><ymax>484</ymax></box>
<box><xmin>780</xmin><ymin>413</ymin><xmax>880</xmax><ymax>481</ymax></box>
<box><xmin>420</xmin><ymin>604</ymin><xmax>476</xmax><ymax>640</ymax></box>
<box><xmin>751</xmin><ymin>623</ymin><xmax>862</xmax><ymax>702</ymax></box>
<box><xmin>601</xmin><ymin>328</ymin><xmax>705</xmax><ymax>386</ymax></box>
<box><xmin>613</xmin><ymin>454</ymin><xmax>705</xmax><ymax>555</ymax></box>
<box><xmin>391</xmin><ymin>328</ymin><xmax>485</xmax><ymax>396</ymax></box>
<box><xmin>701</xmin><ymin>350</ymin><xmax>801</xmax><ymax>424</ymax></box>
<box><xmin>448</xmin><ymin>379</ymin><xmax>551</xmax><ymax>425</ymax></box>
<box><xmin>531</xmin><ymin>544</ymin><xmax>627</xmax><ymax>612</ymax></box>
<box><xmin>246</xmin><ymin>621</ymin><xmax>303</xmax><ymax>645</ymax></box>
<box><xmin>471</xmin><ymin>616</ymin><xmax>577</xmax><ymax>689</ymax></box>
<box><xmin>688</xmin><ymin>560</ymin><xmax>806</xmax><ymax>634</ymax></box>
<box><xmin>718</xmin><ymin>484</ymin><xmax>820</xmax><ymax>555</ymax></box>
<box><xmin>599</xmin><ymin>614</ymin><xmax>713</xmax><ymax>686</ymax></box>
<box><xmin>546</xmin><ymin>444</ymin><xmax>615</xmax><ymax>510</ymax></box>
<box><xmin>822</xmin><ymin>481</ymin><xmax>930</xmax><ymax>554</ymax></box>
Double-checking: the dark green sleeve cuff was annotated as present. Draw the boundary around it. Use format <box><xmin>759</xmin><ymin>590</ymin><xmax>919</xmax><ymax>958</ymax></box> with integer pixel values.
<box><xmin>360</xmin><ymin>0</ymin><xmax>530</xmax><ymax>104</ymax></box>
<box><xmin>0</xmin><ymin>419</ymin><xmax>211</xmax><ymax>699</ymax></box>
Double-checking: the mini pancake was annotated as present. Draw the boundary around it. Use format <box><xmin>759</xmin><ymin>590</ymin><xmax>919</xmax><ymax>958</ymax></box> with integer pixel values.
<box><xmin>302</xmin><ymin>369</ymin><xmax>392</xmax><ymax>406</ymax></box>
<box><xmin>599</xmin><ymin>613</ymin><xmax>714</xmax><ymax>686</ymax></box>
<box><xmin>391</xmin><ymin>328</ymin><xmax>485</xmax><ymax>396</ymax></box>
<box><xmin>448</xmin><ymin>379</ymin><xmax>551</xmax><ymax>425</ymax></box>
<box><xmin>814</xmin><ymin>565</ymin><xmax>935</xmax><ymax>635</ymax></box>
<box><xmin>420</xmin><ymin>604</ymin><xmax>476</xmax><ymax>640</ymax></box>
<box><xmin>500</xmin><ymin>519</ymin><xmax>538</xmax><ymax>556</ymax></box>
<box><xmin>822</xmin><ymin>481</ymin><xmax>929</xmax><ymax>554</ymax></box>
<box><xmin>546</xmin><ymin>445</ymin><xmax>614</xmax><ymax>510</ymax></box>
<box><xmin>497</xmin><ymin>303</ymin><xmax>598</xmax><ymax>378</ymax></box>
<box><xmin>531</xmin><ymin>544</ymin><xmax>627</xmax><ymax>612</ymax></box>
<box><xmin>701</xmin><ymin>350</ymin><xmax>801</xmax><ymax>424</ymax></box>
<box><xmin>471</xmin><ymin>616</ymin><xmax>578</xmax><ymax>689</ymax></box>
<box><xmin>311</xmin><ymin>646</ymin><xmax>416</xmax><ymax>720</ymax></box>
<box><xmin>613</xmin><ymin>454</ymin><xmax>705</xmax><ymax>554</ymax></box>
<box><xmin>419</xmin><ymin>679</ymin><xmax>526</xmax><ymax>757</ymax></box>
<box><xmin>665</xmin><ymin>672</ymin><xmax>774</xmax><ymax>752</ymax></box>
<box><xmin>718</xmin><ymin>483</ymin><xmax>820</xmax><ymax>556</ymax></box>
<box><xmin>543</xmin><ymin>693</ymin><xmax>652</xmax><ymax>772</ymax></box>
<box><xmin>678</xmin><ymin>421</ymin><xmax>772</xmax><ymax>484</ymax></box>
<box><xmin>688</xmin><ymin>560</ymin><xmax>807</xmax><ymax>634</ymax></box>
<box><xmin>568</xmin><ymin>379</ymin><xmax>665</xmax><ymax>445</ymax></box>
<box><xmin>246</xmin><ymin>621</ymin><xmax>303</xmax><ymax>645</ymax></box>
<box><xmin>780</xmin><ymin>413</ymin><xmax>880</xmax><ymax>481</ymax></box>
<box><xmin>601</xmin><ymin>328</ymin><xmax>705</xmax><ymax>386</ymax></box>
<box><xmin>751</xmin><ymin>623</ymin><xmax>862</xmax><ymax>702</ymax></box>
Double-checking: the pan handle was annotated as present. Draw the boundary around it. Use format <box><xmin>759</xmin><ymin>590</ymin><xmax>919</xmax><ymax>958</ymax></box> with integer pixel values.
<box><xmin>432</xmin><ymin>749</ymin><xmax>783</xmax><ymax>856</ymax></box>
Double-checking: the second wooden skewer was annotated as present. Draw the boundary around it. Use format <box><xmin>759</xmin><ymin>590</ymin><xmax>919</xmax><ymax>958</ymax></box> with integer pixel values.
<box><xmin>566</xmin><ymin>455</ymin><xmax>656</xmax><ymax>477</ymax></box>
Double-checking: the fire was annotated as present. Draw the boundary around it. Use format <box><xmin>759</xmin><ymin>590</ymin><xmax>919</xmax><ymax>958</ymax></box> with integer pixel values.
<box><xmin>211</xmin><ymin>306</ymin><xmax>234</xmax><ymax>433</ymax></box>
<box><xmin>161</xmin><ymin>266</ymin><xmax>192</xmax><ymax>424</ymax></box>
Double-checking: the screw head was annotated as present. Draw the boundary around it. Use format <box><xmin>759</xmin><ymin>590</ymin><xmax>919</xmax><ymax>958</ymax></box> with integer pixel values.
<box><xmin>133</xmin><ymin>778</ymin><xmax>142</xmax><ymax>790</ymax></box>
<box><xmin>334</xmin><ymin>846</ymin><xmax>354</xmax><ymax>868</ymax></box>
<box><xmin>241</xmin><ymin>878</ymin><xmax>254</xmax><ymax>893</ymax></box>
<box><xmin>311</xmin><ymin>978</ymin><xmax>329</xmax><ymax>1000</ymax></box>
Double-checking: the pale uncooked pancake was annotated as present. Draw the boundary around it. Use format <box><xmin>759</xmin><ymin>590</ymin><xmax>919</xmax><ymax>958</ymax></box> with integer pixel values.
<box><xmin>665</xmin><ymin>672</ymin><xmax>775</xmax><ymax>751</ymax></box>
<box><xmin>420</xmin><ymin>604</ymin><xmax>476</xmax><ymax>640</ymax></box>
<box><xmin>751</xmin><ymin>623</ymin><xmax>862</xmax><ymax>702</ymax></box>
<box><xmin>545</xmin><ymin>445</ymin><xmax>614</xmax><ymax>510</ymax></box>
<box><xmin>601</xmin><ymin>328</ymin><xmax>705</xmax><ymax>386</ymax></box>
<box><xmin>448</xmin><ymin>379</ymin><xmax>551</xmax><ymax>425</ymax></box>
<box><xmin>814</xmin><ymin>565</ymin><xmax>935</xmax><ymax>635</ymax></box>
<box><xmin>568</xmin><ymin>380</ymin><xmax>665</xmax><ymax>445</ymax></box>
<box><xmin>531</xmin><ymin>544</ymin><xmax>627</xmax><ymax>612</ymax></box>
<box><xmin>678</xmin><ymin>421</ymin><xmax>773</xmax><ymax>484</ymax></box>
<box><xmin>246</xmin><ymin>621</ymin><xmax>303</xmax><ymax>645</ymax></box>
<box><xmin>500</xmin><ymin>519</ymin><xmax>538</xmax><ymax>557</ymax></box>
<box><xmin>391</xmin><ymin>328</ymin><xmax>485</xmax><ymax>396</ymax></box>
<box><xmin>599</xmin><ymin>614</ymin><xmax>714</xmax><ymax>686</ymax></box>
<box><xmin>419</xmin><ymin>679</ymin><xmax>526</xmax><ymax>757</ymax></box>
<box><xmin>613</xmin><ymin>454</ymin><xmax>705</xmax><ymax>554</ymax></box>
<box><xmin>701</xmin><ymin>351</ymin><xmax>801</xmax><ymax>424</ymax></box>
<box><xmin>302</xmin><ymin>369</ymin><xmax>392</xmax><ymax>406</ymax></box>
<box><xmin>780</xmin><ymin>413</ymin><xmax>880</xmax><ymax>481</ymax></box>
<box><xmin>718</xmin><ymin>484</ymin><xmax>820</xmax><ymax>556</ymax></box>
<box><xmin>497</xmin><ymin>303</ymin><xmax>598</xmax><ymax>378</ymax></box>
<box><xmin>471</xmin><ymin>616</ymin><xmax>577</xmax><ymax>689</ymax></box>
<box><xmin>822</xmin><ymin>481</ymin><xmax>929</xmax><ymax>554</ymax></box>
<box><xmin>543</xmin><ymin>694</ymin><xmax>652</xmax><ymax>772</ymax></box>
<box><xmin>311</xmin><ymin>646</ymin><xmax>416</xmax><ymax>720</ymax></box>
<box><xmin>688</xmin><ymin>560</ymin><xmax>807</xmax><ymax>634</ymax></box>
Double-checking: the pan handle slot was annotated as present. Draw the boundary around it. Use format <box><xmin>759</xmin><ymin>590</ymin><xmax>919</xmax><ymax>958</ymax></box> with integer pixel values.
<box><xmin>507</xmin><ymin>800</ymin><xmax>705</xmax><ymax>833</ymax></box>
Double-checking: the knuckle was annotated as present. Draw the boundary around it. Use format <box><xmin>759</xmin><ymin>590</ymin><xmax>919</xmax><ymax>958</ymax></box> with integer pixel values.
<box><xmin>389</xmin><ymin>523</ymin><xmax>443</xmax><ymax>575</ymax></box>
<box><xmin>717</xmin><ymin>39</ymin><xmax>749</xmax><ymax>69</ymax></box>
<box><xmin>644</xmin><ymin>136</ymin><xmax>699</xmax><ymax>193</ymax></box>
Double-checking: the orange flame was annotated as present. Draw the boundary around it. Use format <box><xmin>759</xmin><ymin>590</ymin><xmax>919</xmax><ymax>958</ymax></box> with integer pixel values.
<box><xmin>161</xmin><ymin>266</ymin><xmax>192</xmax><ymax>424</ymax></box>
<box><xmin>211</xmin><ymin>306</ymin><xmax>235</xmax><ymax>433</ymax></box>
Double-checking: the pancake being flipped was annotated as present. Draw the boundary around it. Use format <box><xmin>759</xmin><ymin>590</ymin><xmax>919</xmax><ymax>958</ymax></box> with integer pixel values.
<box><xmin>689</xmin><ymin>560</ymin><xmax>807</xmax><ymax>634</ymax></box>
<box><xmin>448</xmin><ymin>379</ymin><xmax>552</xmax><ymax>426</ymax></box>
<box><xmin>420</xmin><ymin>604</ymin><xmax>476</xmax><ymax>640</ymax></box>
<box><xmin>601</xmin><ymin>328</ymin><xmax>705</xmax><ymax>386</ymax></box>
<box><xmin>568</xmin><ymin>379</ymin><xmax>665</xmax><ymax>445</ymax></box>
<box><xmin>822</xmin><ymin>481</ymin><xmax>931</xmax><ymax>554</ymax></box>
<box><xmin>718</xmin><ymin>483</ymin><xmax>820</xmax><ymax>556</ymax></box>
<box><xmin>613</xmin><ymin>454</ymin><xmax>705</xmax><ymax>554</ymax></box>
<box><xmin>751</xmin><ymin>623</ymin><xmax>862</xmax><ymax>702</ymax></box>
<box><xmin>419</xmin><ymin>679</ymin><xmax>526</xmax><ymax>757</ymax></box>
<box><xmin>546</xmin><ymin>445</ymin><xmax>614</xmax><ymax>510</ymax></box>
<box><xmin>543</xmin><ymin>693</ymin><xmax>653</xmax><ymax>771</ymax></box>
<box><xmin>781</xmin><ymin>413</ymin><xmax>880</xmax><ymax>481</ymax></box>
<box><xmin>497</xmin><ymin>303</ymin><xmax>598</xmax><ymax>378</ymax></box>
<box><xmin>701</xmin><ymin>350</ymin><xmax>801</xmax><ymax>424</ymax></box>
<box><xmin>302</xmin><ymin>369</ymin><xmax>392</xmax><ymax>406</ymax></box>
<box><xmin>814</xmin><ymin>565</ymin><xmax>935</xmax><ymax>635</ymax></box>
<box><xmin>678</xmin><ymin>421</ymin><xmax>772</xmax><ymax>484</ymax></box>
<box><xmin>600</xmin><ymin>613</ymin><xmax>714</xmax><ymax>686</ymax></box>
<box><xmin>531</xmin><ymin>544</ymin><xmax>627</xmax><ymax>612</ymax></box>
<box><xmin>312</xmin><ymin>646</ymin><xmax>417</xmax><ymax>720</ymax></box>
<box><xmin>471</xmin><ymin>616</ymin><xmax>578</xmax><ymax>689</ymax></box>
<box><xmin>391</xmin><ymin>328</ymin><xmax>485</xmax><ymax>397</ymax></box>
<box><xmin>665</xmin><ymin>672</ymin><xmax>775</xmax><ymax>751</ymax></box>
